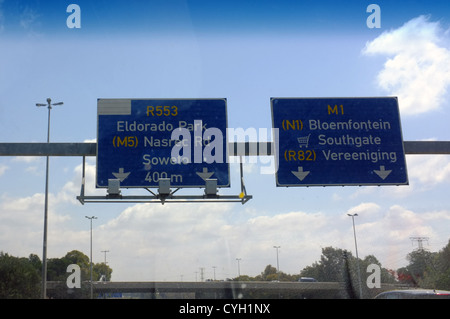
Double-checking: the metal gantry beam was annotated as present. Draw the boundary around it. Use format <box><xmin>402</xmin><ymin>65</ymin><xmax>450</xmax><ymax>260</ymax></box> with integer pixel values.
<box><xmin>1</xmin><ymin>141</ymin><xmax>449</xmax><ymax>205</ymax></box>
<box><xmin>402</xmin><ymin>141</ymin><xmax>450</xmax><ymax>154</ymax></box>
<box><xmin>0</xmin><ymin>142</ymin><xmax>97</xmax><ymax>156</ymax></box>
<box><xmin>1</xmin><ymin>141</ymin><xmax>450</xmax><ymax>157</ymax></box>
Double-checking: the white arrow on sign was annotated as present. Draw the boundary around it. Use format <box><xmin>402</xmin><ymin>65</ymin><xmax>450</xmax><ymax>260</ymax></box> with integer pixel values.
<box><xmin>196</xmin><ymin>167</ymin><xmax>214</xmax><ymax>181</ymax></box>
<box><xmin>291</xmin><ymin>167</ymin><xmax>310</xmax><ymax>181</ymax></box>
<box><xmin>112</xmin><ymin>168</ymin><xmax>130</xmax><ymax>182</ymax></box>
<box><xmin>373</xmin><ymin>165</ymin><xmax>392</xmax><ymax>180</ymax></box>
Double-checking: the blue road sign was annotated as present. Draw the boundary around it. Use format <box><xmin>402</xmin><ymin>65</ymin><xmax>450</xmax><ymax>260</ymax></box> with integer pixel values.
<box><xmin>96</xmin><ymin>98</ymin><xmax>229</xmax><ymax>188</ymax></box>
<box><xmin>271</xmin><ymin>97</ymin><xmax>408</xmax><ymax>186</ymax></box>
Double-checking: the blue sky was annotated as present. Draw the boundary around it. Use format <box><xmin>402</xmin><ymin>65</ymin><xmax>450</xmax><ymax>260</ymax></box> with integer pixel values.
<box><xmin>1</xmin><ymin>1</ymin><xmax>449</xmax><ymax>36</ymax></box>
<box><xmin>1</xmin><ymin>1</ymin><xmax>450</xmax><ymax>283</ymax></box>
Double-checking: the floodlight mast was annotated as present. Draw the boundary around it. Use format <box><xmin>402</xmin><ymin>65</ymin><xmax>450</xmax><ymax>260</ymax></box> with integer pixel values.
<box><xmin>36</xmin><ymin>98</ymin><xmax>63</xmax><ymax>299</ymax></box>
<box><xmin>347</xmin><ymin>213</ymin><xmax>363</xmax><ymax>299</ymax></box>
<box><xmin>85</xmin><ymin>216</ymin><xmax>97</xmax><ymax>299</ymax></box>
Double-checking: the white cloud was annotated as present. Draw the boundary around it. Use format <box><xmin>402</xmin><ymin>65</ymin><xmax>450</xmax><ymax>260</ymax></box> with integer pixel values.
<box><xmin>422</xmin><ymin>209</ymin><xmax>450</xmax><ymax>221</ymax></box>
<box><xmin>1</xmin><ymin>157</ymin><xmax>450</xmax><ymax>281</ymax></box>
<box><xmin>384</xmin><ymin>205</ymin><xmax>434</xmax><ymax>241</ymax></box>
<box><xmin>345</xmin><ymin>202</ymin><xmax>381</xmax><ymax>219</ymax></box>
<box><xmin>406</xmin><ymin>155</ymin><xmax>450</xmax><ymax>187</ymax></box>
<box><xmin>95</xmin><ymin>201</ymin><xmax>449</xmax><ymax>280</ymax></box>
<box><xmin>0</xmin><ymin>192</ymin><xmax>72</xmax><ymax>256</ymax></box>
<box><xmin>0</xmin><ymin>163</ymin><xmax>7</xmax><ymax>176</ymax></box>
<box><xmin>86</xmin><ymin>206</ymin><xmax>335</xmax><ymax>280</ymax></box>
<box><xmin>363</xmin><ymin>15</ymin><xmax>450</xmax><ymax>115</ymax></box>
<box><xmin>9</xmin><ymin>156</ymin><xmax>43</xmax><ymax>175</ymax></box>
<box><xmin>345</xmin><ymin>204</ymin><xmax>439</xmax><ymax>269</ymax></box>
<box><xmin>19</xmin><ymin>6</ymin><xmax>41</xmax><ymax>32</ymax></box>
<box><xmin>347</xmin><ymin>154</ymin><xmax>450</xmax><ymax>198</ymax></box>
<box><xmin>96</xmin><ymin>203</ymin><xmax>237</xmax><ymax>280</ymax></box>
<box><xmin>12</xmin><ymin>156</ymin><xmax>41</xmax><ymax>163</ymax></box>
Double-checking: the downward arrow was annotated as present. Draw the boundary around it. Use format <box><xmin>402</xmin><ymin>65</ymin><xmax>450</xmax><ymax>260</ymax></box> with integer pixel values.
<box><xmin>112</xmin><ymin>168</ymin><xmax>130</xmax><ymax>182</ymax></box>
<box><xmin>374</xmin><ymin>165</ymin><xmax>392</xmax><ymax>180</ymax></box>
<box><xmin>196</xmin><ymin>167</ymin><xmax>214</xmax><ymax>181</ymax></box>
<box><xmin>291</xmin><ymin>167</ymin><xmax>310</xmax><ymax>181</ymax></box>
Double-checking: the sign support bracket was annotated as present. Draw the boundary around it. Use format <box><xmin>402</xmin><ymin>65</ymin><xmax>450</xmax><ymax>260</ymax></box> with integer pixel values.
<box><xmin>76</xmin><ymin>156</ymin><xmax>253</xmax><ymax>205</ymax></box>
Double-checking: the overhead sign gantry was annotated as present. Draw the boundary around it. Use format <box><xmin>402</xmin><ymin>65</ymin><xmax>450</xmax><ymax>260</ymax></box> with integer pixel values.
<box><xmin>271</xmin><ymin>97</ymin><xmax>409</xmax><ymax>186</ymax></box>
<box><xmin>88</xmin><ymin>98</ymin><xmax>252</xmax><ymax>204</ymax></box>
<box><xmin>96</xmin><ymin>98</ymin><xmax>230</xmax><ymax>188</ymax></box>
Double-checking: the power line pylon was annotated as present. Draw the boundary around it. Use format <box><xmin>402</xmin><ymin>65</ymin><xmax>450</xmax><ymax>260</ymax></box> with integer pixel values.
<box><xmin>410</xmin><ymin>236</ymin><xmax>429</xmax><ymax>250</ymax></box>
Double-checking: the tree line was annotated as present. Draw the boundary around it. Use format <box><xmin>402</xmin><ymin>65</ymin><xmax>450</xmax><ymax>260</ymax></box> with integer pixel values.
<box><xmin>1</xmin><ymin>239</ymin><xmax>449</xmax><ymax>298</ymax></box>
<box><xmin>0</xmin><ymin>250</ymin><xmax>112</xmax><ymax>298</ymax></box>
<box><xmin>233</xmin><ymin>240</ymin><xmax>450</xmax><ymax>297</ymax></box>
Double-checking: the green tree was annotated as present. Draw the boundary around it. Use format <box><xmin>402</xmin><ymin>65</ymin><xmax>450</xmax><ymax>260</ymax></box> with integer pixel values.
<box><xmin>361</xmin><ymin>254</ymin><xmax>396</xmax><ymax>284</ymax></box>
<box><xmin>28</xmin><ymin>254</ymin><xmax>41</xmax><ymax>273</ymax></box>
<box><xmin>419</xmin><ymin>239</ymin><xmax>450</xmax><ymax>290</ymax></box>
<box><xmin>233</xmin><ymin>275</ymin><xmax>256</xmax><ymax>282</ymax></box>
<box><xmin>252</xmin><ymin>264</ymin><xmax>295</xmax><ymax>281</ymax></box>
<box><xmin>0</xmin><ymin>252</ymin><xmax>40</xmax><ymax>298</ymax></box>
<box><xmin>47</xmin><ymin>250</ymin><xmax>107</xmax><ymax>282</ymax></box>
<box><xmin>397</xmin><ymin>266</ymin><xmax>415</xmax><ymax>286</ymax></box>
<box><xmin>47</xmin><ymin>257</ymin><xmax>69</xmax><ymax>281</ymax></box>
<box><xmin>62</xmin><ymin>250</ymin><xmax>91</xmax><ymax>281</ymax></box>
<box><xmin>256</xmin><ymin>264</ymin><xmax>277</xmax><ymax>281</ymax></box>
<box><xmin>433</xmin><ymin>239</ymin><xmax>450</xmax><ymax>289</ymax></box>
<box><xmin>0</xmin><ymin>250</ymin><xmax>115</xmax><ymax>299</ymax></box>
<box><xmin>94</xmin><ymin>262</ymin><xmax>113</xmax><ymax>281</ymax></box>
<box><xmin>300</xmin><ymin>246</ymin><xmax>349</xmax><ymax>282</ymax></box>
<box><xmin>404</xmin><ymin>248</ymin><xmax>436</xmax><ymax>286</ymax></box>
<box><xmin>46</xmin><ymin>250</ymin><xmax>113</xmax><ymax>298</ymax></box>
<box><xmin>44</xmin><ymin>250</ymin><xmax>89</xmax><ymax>298</ymax></box>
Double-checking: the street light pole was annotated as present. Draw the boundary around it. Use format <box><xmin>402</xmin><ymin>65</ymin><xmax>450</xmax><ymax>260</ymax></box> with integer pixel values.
<box><xmin>85</xmin><ymin>216</ymin><xmax>97</xmax><ymax>299</ymax></box>
<box><xmin>273</xmin><ymin>246</ymin><xmax>280</xmax><ymax>281</ymax></box>
<box><xmin>347</xmin><ymin>213</ymin><xmax>363</xmax><ymax>299</ymax></box>
<box><xmin>101</xmin><ymin>249</ymin><xmax>109</xmax><ymax>282</ymax></box>
<box><xmin>36</xmin><ymin>98</ymin><xmax>63</xmax><ymax>299</ymax></box>
<box><xmin>101</xmin><ymin>250</ymin><xmax>109</xmax><ymax>264</ymax></box>
<box><xmin>236</xmin><ymin>258</ymin><xmax>241</xmax><ymax>278</ymax></box>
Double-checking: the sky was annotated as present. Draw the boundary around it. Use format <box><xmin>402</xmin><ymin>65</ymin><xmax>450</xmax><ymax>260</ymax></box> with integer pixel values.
<box><xmin>1</xmin><ymin>0</ymin><xmax>450</xmax><ymax>283</ymax></box>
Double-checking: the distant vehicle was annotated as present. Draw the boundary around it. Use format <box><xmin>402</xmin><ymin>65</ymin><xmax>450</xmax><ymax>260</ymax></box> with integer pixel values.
<box><xmin>374</xmin><ymin>289</ymin><xmax>450</xmax><ymax>299</ymax></box>
<box><xmin>298</xmin><ymin>277</ymin><xmax>318</xmax><ymax>282</ymax></box>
